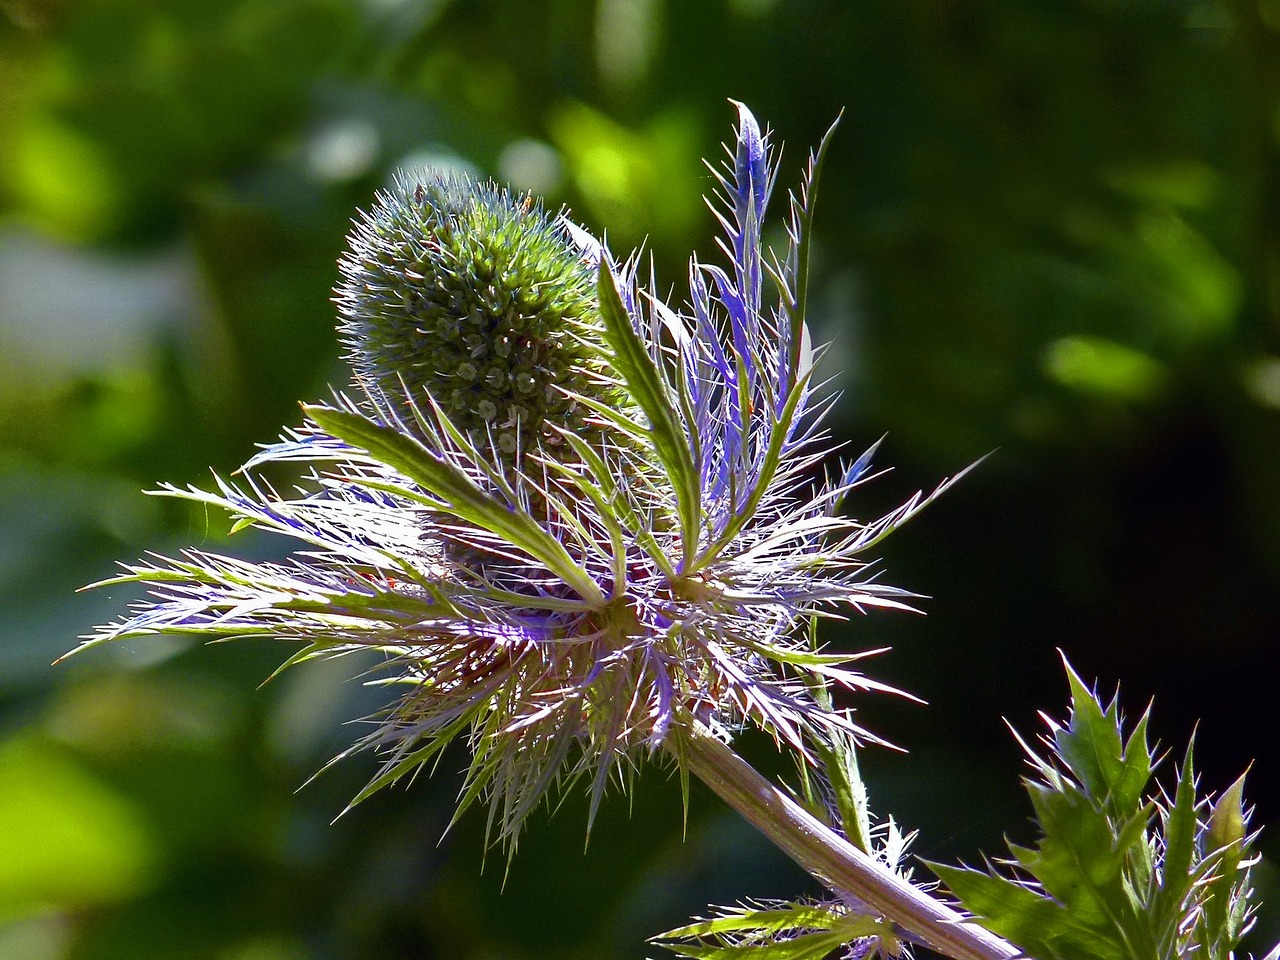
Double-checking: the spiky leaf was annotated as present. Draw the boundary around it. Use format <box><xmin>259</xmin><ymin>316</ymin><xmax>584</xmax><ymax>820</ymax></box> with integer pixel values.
<box><xmin>655</xmin><ymin>902</ymin><xmax>896</xmax><ymax>960</ymax></box>
<box><xmin>936</xmin><ymin>659</ymin><xmax>1256</xmax><ymax>960</ymax></box>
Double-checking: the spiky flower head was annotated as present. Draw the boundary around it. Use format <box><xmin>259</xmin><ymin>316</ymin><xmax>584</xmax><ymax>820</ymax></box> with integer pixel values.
<box><xmin>76</xmin><ymin>103</ymin><xmax>955</xmax><ymax>844</ymax></box>
<box><xmin>335</xmin><ymin>173</ymin><xmax>624</xmax><ymax>468</ymax></box>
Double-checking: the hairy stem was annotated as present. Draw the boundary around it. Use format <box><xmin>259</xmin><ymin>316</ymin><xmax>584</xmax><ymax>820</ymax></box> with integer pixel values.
<box><xmin>671</xmin><ymin>723</ymin><xmax>1021</xmax><ymax>960</ymax></box>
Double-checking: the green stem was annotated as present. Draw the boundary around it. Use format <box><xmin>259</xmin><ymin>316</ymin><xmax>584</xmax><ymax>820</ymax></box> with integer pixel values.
<box><xmin>671</xmin><ymin>723</ymin><xmax>1021</xmax><ymax>960</ymax></box>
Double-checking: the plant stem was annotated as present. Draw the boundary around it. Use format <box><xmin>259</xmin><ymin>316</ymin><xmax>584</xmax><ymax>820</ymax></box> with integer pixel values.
<box><xmin>672</xmin><ymin>723</ymin><xmax>1022</xmax><ymax>960</ymax></box>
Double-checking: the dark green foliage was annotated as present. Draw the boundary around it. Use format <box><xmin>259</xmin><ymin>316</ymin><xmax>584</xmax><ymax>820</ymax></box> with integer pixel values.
<box><xmin>933</xmin><ymin>660</ymin><xmax>1255</xmax><ymax>960</ymax></box>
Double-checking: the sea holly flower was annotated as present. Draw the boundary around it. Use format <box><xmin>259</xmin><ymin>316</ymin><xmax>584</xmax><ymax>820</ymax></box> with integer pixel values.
<box><xmin>63</xmin><ymin>101</ymin><xmax>1270</xmax><ymax>960</ymax></box>
<box><xmin>73</xmin><ymin>103</ymin><xmax>960</xmax><ymax>849</ymax></box>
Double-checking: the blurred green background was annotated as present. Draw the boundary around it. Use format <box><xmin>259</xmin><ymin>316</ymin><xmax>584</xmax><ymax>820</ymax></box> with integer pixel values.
<box><xmin>1</xmin><ymin>0</ymin><xmax>1278</xmax><ymax>957</ymax></box>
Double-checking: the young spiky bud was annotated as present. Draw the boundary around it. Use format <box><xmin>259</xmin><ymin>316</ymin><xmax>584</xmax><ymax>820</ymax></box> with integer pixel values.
<box><xmin>334</xmin><ymin>173</ymin><xmax>621</xmax><ymax>469</ymax></box>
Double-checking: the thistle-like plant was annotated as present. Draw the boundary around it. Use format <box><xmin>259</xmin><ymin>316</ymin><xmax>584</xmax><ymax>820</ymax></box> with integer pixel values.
<box><xmin>72</xmin><ymin>104</ymin><xmax>1265</xmax><ymax>960</ymax></box>
<box><xmin>75</xmin><ymin>103</ymin><xmax>945</xmax><ymax>844</ymax></box>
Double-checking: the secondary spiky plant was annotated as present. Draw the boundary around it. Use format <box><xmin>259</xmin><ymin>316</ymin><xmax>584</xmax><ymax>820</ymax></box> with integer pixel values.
<box><xmin>932</xmin><ymin>660</ymin><xmax>1257</xmax><ymax>960</ymax></box>
<box><xmin>75</xmin><ymin>103</ymin><xmax>951</xmax><ymax>847</ymax></box>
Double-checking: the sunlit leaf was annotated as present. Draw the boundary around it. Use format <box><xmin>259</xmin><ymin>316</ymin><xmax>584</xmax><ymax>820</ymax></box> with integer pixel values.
<box><xmin>0</xmin><ymin>736</ymin><xmax>156</xmax><ymax>914</ymax></box>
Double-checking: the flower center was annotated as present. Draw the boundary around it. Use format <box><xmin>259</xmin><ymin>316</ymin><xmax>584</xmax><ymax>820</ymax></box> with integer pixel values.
<box><xmin>336</xmin><ymin>173</ymin><xmax>619</xmax><ymax>470</ymax></box>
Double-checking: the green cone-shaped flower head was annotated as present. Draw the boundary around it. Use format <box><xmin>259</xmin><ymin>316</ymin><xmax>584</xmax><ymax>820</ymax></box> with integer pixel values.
<box><xmin>335</xmin><ymin>172</ymin><xmax>618</xmax><ymax>467</ymax></box>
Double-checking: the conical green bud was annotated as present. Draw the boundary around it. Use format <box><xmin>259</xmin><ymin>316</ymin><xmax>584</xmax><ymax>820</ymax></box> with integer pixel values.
<box><xmin>335</xmin><ymin>172</ymin><xmax>620</xmax><ymax>469</ymax></box>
